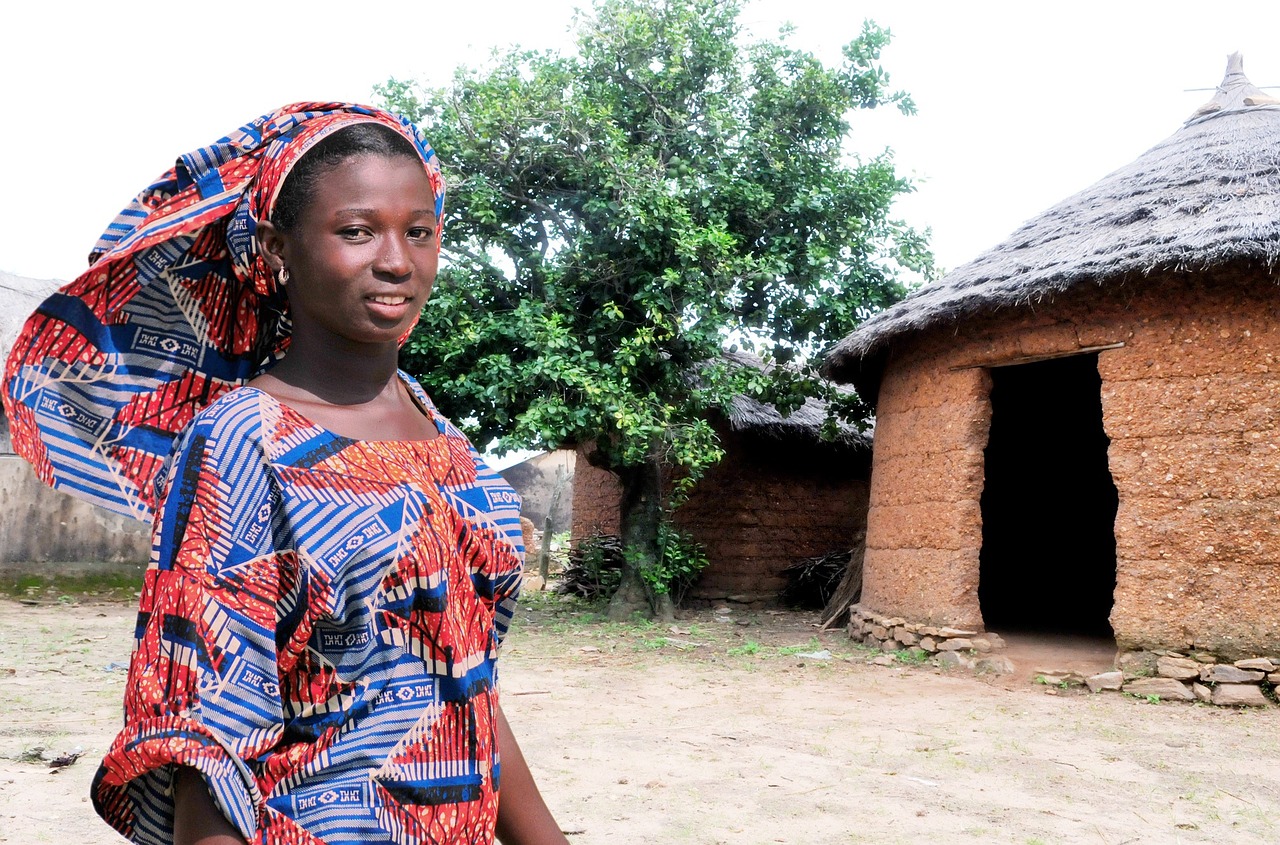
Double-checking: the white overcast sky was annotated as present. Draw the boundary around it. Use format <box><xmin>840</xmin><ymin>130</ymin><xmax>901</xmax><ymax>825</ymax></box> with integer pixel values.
<box><xmin>2</xmin><ymin>1</ymin><xmax>1279</xmax><ymax>284</ymax></box>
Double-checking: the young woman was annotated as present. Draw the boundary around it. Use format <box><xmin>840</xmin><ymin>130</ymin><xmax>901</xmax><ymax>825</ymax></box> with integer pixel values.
<box><xmin>2</xmin><ymin>104</ymin><xmax>566</xmax><ymax>845</ymax></box>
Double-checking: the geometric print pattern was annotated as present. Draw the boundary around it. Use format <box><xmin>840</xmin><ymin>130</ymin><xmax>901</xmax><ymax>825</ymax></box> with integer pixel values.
<box><xmin>91</xmin><ymin>377</ymin><xmax>522</xmax><ymax>845</ymax></box>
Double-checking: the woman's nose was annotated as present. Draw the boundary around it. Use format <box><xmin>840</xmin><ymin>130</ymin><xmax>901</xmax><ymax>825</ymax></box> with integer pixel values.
<box><xmin>375</xmin><ymin>235</ymin><xmax>412</xmax><ymax>277</ymax></box>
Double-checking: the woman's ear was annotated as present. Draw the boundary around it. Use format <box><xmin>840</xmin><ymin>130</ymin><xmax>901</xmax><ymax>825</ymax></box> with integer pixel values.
<box><xmin>256</xmin><ymin>219</ymin><xmax>286</xmax><ymax>272</ymax></box>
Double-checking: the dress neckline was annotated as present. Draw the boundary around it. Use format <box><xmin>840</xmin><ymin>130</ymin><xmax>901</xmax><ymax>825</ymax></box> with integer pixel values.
<box><xmin>240</xmin><ymin>373</ymin><xmax>446</xmax><ymax>446</ymax></box>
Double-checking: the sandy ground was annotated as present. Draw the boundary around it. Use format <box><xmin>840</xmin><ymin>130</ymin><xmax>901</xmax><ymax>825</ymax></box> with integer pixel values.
<box><xmin>1</xmin><ymin>596</ymin><xmax>1277</xmax><ymax>845</ymax></box>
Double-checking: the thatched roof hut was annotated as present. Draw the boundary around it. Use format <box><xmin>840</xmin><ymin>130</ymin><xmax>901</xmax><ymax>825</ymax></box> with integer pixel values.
<box><xmin>573</xmin><ymin>350</ymin><xmax>870</xmax><ymax>602</ymax></box>
<box><xmin>826</xmin><ymin>53</ymin><xmax>1280</xmax><ymax>398</ymax></box>
<box><xmin>821</xmin><ymin>56</ymin><xmax>1280</xmax><ymax>661</ymax></box>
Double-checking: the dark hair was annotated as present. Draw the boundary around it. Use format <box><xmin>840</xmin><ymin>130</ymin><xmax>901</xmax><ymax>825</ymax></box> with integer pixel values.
<box><xmin>270</xmin><ymin>122</ymin><xmax>423</xmax><ymax>232</ymax></box>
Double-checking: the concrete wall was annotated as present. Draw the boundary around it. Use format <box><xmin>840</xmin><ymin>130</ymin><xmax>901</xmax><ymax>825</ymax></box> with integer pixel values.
<box><xmin>862</xmin><ymin>264</ymin><xmax>1280</xmax><ymax>658</ymax></box>
<box><xmin>0</xmin><ymin>456</ymin><xmax>150</xmax><ymax>568</ymax></box>
<box><xmin>500</xmin><ymin>450</ymin><xmax>576</xmax><ymax>531</ymax></box>
<box><xmin>572</xmin><ymin>434</ymin><xmax>870</xmax><ymax>601</ymax></box>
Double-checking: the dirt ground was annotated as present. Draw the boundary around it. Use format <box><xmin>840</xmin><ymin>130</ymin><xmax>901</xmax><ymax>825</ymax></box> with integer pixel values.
<box><xmin>1</xmin><ymin>593</ymin><xmax>1277</xmax><ymax>845</ymax></box>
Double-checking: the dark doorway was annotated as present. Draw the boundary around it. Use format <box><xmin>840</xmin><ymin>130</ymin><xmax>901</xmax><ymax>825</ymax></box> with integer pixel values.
<box><xmin>979</xmin><ymin>354</ymin><xmax>1117</xmax><ymax>637</ymax></box>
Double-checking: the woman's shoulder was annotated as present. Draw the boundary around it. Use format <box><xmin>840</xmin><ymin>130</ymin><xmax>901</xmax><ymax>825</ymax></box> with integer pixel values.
<box><xmin>175</xmin><ymin>385</ymin><xmax>277</xmax><ymax>452</ymax></box>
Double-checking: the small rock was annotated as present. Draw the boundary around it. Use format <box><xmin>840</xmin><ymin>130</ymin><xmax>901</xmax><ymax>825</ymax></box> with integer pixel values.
<box><xmin>1268</xmin><ymin>671</ymin><xmax>1280</xmax><ymax>685</ymax></box>
<box><xmin>1192</xmin><ymin>682</ymin><xmax>1213</xmax><ymax>703</ymax></box>
<box><xmin>713</xmin><ymin>605</ymin><xmax>732</xmax><ymax>615</ymax></box>
<box><xmin>937</xmin><ymin>627</ymin><xmax>978</xmax><ymax>638</ymax></box>
<box><xmin>579</xmin><ymin>646</ymin><xmax>601</xmax><ymax>654</ymax></box>
<box><xmin>868</xmin><ymin>624</ymin><xmax>889</xmax><ymax>640</ymax></box>
<box><xmin>1038</xmin><ymin>673</ymin><xmax>1069</xmax><ymax>686</ymax></box>
<box><xmin>1234</xmin><ymin>657</ymin><xmax>1276</xmax><ymax>672</ymax></box>
<box><xmin>1211</xmin><ymin>683</ymin><xmax>1272</xmax><ymax>708</ymax></box>
<box><xmin>974</xmin><ymin>655</ymin><xmax>1015</xmax><ymax>675</ymax></box>
<box><xmin>935</xmin><ymin>651</ymin><xmax>974</xmax><ymax>669</ymax></box>
<box><xmin>1123</xmin><ymin>678</ymin><xmax>1194</xmax><ymax>702</ymax></box>
<box><xmin>1044</xmin><ymin>687</ymin><xmax>1059</xmax><ymax>696</ymax></box>
<box><xmin>902</xmin><ymin>623</ymin><xmax>921</xmax><ymax>634</ymax></box>
<box><xmin>727</xmin><ymin>595</ymin><xmax>751</xmax><ymax>604</ymax></box>
<box><xmin>883</xmin><ymin>617</ymin><xmax>906</xmax><ymax>628</ymax></box>
<box><xmin>1085</xmin><ymin>671</ymin><xmax>1124</xmax><ymax>693</ymax></box>
<box><xmin>918</xmin><ymin>626</ymin><xmax>940</xmax><ymax>638</ymax></box>
<box><xmin>1189</xmin><ymin>651</ymin><xmax>1217</xmax><ymax>664</ymax></box>
<box><xmin>937</xmin><ymin>638</ymin><xmax>974</xmax><ymax>652</ymax></box>
<box><xmin>870</xmin><ymin>655</ymin><xmax>895</xmax><ymax>667</ymax></box>
<box><xmin>984</xmin><ymin>632</ymin><xmax>1006</xmax><ymax>649</ymax></box>
<box><xmin>919</xmin><ymin>636</ymin><xmax>938</xmax><ymax>653</ymax></box>
<box><xmin>1200</xmin><ymin>665</ymin><xmax>1264</xmax><ymax>684</ymax></box>
<box><xmin>880</xmin><ymin>639</ymin><xmax>898</xmax><ymax>653</ymax></box>
<box><xmin>969</xmin><ymin>636</ymin><xmax>993</xmax><ymax>653</ymax></box>
<box><xmin>796</xmin><ymin>650</ymin><xmax>832</xmax><ymax>661</ymax></box>
<box><xmin>1157</xmin><ymin>656</ymin><xmax>1201</xmax><ymax>680</ymax></box>
<box><xmin>862</xmin><ymin>634</ymin><xmax>882</xmax><ymax>648</ymax></box>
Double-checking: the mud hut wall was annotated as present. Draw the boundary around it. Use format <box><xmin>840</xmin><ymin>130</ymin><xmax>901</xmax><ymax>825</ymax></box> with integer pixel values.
<box><xmin>861</xmin><ymin>355</ymin><xmax>991</xmax><ymax>627</ymax></box>
<box><xmin>570</xmin><ymin>449</ymin><xmax>623</xmax><ymax>539</ymax></box>
<box><xmin>861</xmin><ymin>267</ymin><xmax>1280</xmax><ymax>657</ymax></box>
<box><xmin>571</xmin><ymin>439</ymin><xmax>870</xmax><ymax>599</ymax></box>
<box><xmin>676</xmin><ymin>431</ymin><xmax>869</xmax><ymax>600</ymax></box>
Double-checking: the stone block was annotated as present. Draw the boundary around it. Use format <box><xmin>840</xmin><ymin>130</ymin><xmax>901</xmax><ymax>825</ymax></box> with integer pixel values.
<box><xmin>919</xmin><ymin>637</ymin><xmax>938</xmax><ymax>653</ymax></box>
<box><xmin>975</xmin><ymin>655</ymin><xmax>1015</xmax><ymax>675</ymax></box>
<box><xmin>937</xmin><ymin>638</ymin><xmax>974</xmax><ymax>652</ymax></box>
<box><xmin>936</xmin><ymin>651</ymin><xmax>974</xmax><ymax>669</ymax></box>
<box><xmin>868</xmin><ymin>625</ymin><xmax>889</xmax><ymax>640</ymax></box>
<box><xmin>970</xmin><ymin>636</ymin><xmax>994</xmax><ymax>653</ymax></box>
<box><xmin>937</xmin><ymin>627</ymin><xmax>979</xmax><ymax>638</ymax></box>
<box><xmin>1157</xmin><ymin>656</ymin><xmax>1201</xmax><ymax>680</ymax></box>
<box><xmin>1269</xmin><ymin>672</ymin><xmax>1280</xmax><ymax>685</ymax></box>
<box><xmin>1123</xmin><ymin>678</ymin><xmax>1195</xmax><ymax>702</ymax></box>
<box><xmin>984</xmin><ymin>632</ymin><xmax>1006</xmax><ymax>649</ymax></box>
<box><xmin>1234</xmin><ymin>657</ymin><xmax>1276</xmax><ymax>672</ymax></box>
<box><xmin>1086</xmin><ymin>671</ymin><xmax>1124</xmax><ymax>693</ymax></box>
<box><xmin>1211</xmin><ymin>684</ymin><xmax>1272</xmax><ymax>707</ymax></box>
<box><xmin>1200</xmin><ymin>665</ymin><xmax>1265</xmax><ymax>684</ymax></box>
<box><xmin>881</xmin><ymin>639</ymin><xmax>899</xmax><ymax>653</ymax></box>
<box><xmin>1117</xmin><ymin>651</ymin><xmax>1158</xmax><ymax>677</ymax></box>
<box><xmin>894</xmin><ymin>629</ymin><xmax>920</xmax><ymax>647</ymax></box>
<box><xmin>1193</xmin><ymin>683</ymin><xmax>1213</xmax><ymax>703</ymax></box>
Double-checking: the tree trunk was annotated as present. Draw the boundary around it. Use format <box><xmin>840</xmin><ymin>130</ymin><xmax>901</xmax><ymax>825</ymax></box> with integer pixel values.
<box><xmin>606</xmin><ymin>453</ymin><xmax>673</xmax><ymax>622</ymax></box>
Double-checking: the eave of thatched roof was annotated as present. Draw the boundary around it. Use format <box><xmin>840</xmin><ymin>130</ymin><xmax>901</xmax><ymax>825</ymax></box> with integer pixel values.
<box><xmin>717</xmin><ymin>350</ymin><xmax>869</xmax><ymax>451</ymax></box>
<box><xmin>822</xmin><ymin>54</ymin><xmax>1280</xmax><ymax>397</ymax></box>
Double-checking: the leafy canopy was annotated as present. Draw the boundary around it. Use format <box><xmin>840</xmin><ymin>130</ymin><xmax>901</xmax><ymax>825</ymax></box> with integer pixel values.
<box><xmin>381</xmin><ymin>0</ymin><xmax>931</xmax><ymax>483</ymax></box>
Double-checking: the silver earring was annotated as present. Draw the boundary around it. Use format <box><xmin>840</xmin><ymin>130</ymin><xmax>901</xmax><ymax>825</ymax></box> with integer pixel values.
<box><xmin>278</xmin><ymin>267</ymin><xmax>290</xmax><ymax>286</ymax></box>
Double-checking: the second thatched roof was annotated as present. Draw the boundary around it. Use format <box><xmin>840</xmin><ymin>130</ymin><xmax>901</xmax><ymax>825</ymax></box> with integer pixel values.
<box><xmin>823</xmin><ymin>54</ymin><xmax>1280</xmax><ymax>394</ymax></box>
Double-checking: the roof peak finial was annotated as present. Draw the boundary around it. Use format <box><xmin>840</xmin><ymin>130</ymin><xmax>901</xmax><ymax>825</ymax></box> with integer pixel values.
<box><xmin>1186</xmin><ymin>52</ymin><xmax>1280</xmax><ymax>124</ymax></box>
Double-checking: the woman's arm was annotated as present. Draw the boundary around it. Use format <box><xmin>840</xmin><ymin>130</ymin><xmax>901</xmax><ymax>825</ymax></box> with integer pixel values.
<box><xmin>173</xmin><ymin>766</ymin><xmax>250</xmax><ymax>845</ymax></box>
<box><xmin>494</xmin><ymin>705</ymin><xmax>569</xmax><ymax>845</ymax></box>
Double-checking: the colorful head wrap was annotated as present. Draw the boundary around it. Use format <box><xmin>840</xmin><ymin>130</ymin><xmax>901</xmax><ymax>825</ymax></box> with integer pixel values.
<box><xmin>2</xmin><ymin>102</ymin><xmax>444</xmax><ymax>521</ymax></box>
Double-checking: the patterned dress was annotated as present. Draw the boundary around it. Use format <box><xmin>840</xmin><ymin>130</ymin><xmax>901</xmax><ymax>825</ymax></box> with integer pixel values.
<box><xmin>91</xmin><ymin>376</ymin><xmax>523</xmax><ymax>845</ymax></box>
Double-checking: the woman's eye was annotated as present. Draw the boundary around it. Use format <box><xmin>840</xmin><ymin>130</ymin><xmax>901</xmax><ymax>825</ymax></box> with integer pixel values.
<box><xmin>339</xmin><ymin>227</ymin><xmax>369</xmax><ymax>239</ymax></box>
<box><xmin>408</xmin><ymin>227</ymin><xmax>435</xmax><ymax>241</ymax></box>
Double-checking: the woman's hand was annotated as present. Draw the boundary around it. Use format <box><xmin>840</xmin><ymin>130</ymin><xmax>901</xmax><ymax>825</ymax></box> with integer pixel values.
<box><xmin>173</xmin><ymin>767</ymin><xmax>249</xmax><ymax>845</ymax></box>
<box><xmin>494</xmin><ymin>705</ymin><xmax>570</xmax><ymax>845</ymax></box>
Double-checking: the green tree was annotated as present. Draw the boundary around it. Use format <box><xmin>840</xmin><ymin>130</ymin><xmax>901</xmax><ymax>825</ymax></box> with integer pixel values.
<box><xmin>379</xmin><ymin>0</ymin><xmax>931</xmax><ymax>620</ymax></box>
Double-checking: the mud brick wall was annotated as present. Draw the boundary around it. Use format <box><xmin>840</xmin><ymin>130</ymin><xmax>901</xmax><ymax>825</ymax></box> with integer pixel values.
<box><xmin>862</xmin><ymin>264</ymin><xmax>1280</xmax><ymax>658</ymax></box>
<box><xmin>572</xmin><ymin>433</ymin><xmax>870</xmax><ymax>600</ymax></box>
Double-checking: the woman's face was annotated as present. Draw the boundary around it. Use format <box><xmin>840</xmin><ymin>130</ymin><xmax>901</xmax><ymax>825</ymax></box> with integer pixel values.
<box><xmin>273</xmin><ymin>154</ymin><xmax>439</xmax><ymax>348</ymax></box>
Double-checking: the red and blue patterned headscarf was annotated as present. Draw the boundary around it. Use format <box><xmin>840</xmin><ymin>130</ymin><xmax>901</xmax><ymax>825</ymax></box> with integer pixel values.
<box><xmin>2</xmin><ymin>102</ymin><xmax>445</xmax><ymax>521</ymax></box>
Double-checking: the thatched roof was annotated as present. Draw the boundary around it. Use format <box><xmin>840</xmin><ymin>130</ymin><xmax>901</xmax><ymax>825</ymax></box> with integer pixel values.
<box><xmin>1</xmin><ymin>271</ymin><xmax>61</xmax><ymax>354</ymax></box>
<box><xmin>823</xmin><ymin>54</ymin><xmax>1280</xmax><ymax>395</ymax></box>
<box><xmin>718</xmin><ymin>350</ymin><xmax>868</xmax><ymax>451</ymax></box>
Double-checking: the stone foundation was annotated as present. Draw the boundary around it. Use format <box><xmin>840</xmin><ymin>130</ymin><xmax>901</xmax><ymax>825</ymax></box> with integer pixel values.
<box><xmin>848</xmin><ymin>604</ymin><xmax>1278</xmax><ymax>707</ymax></box>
